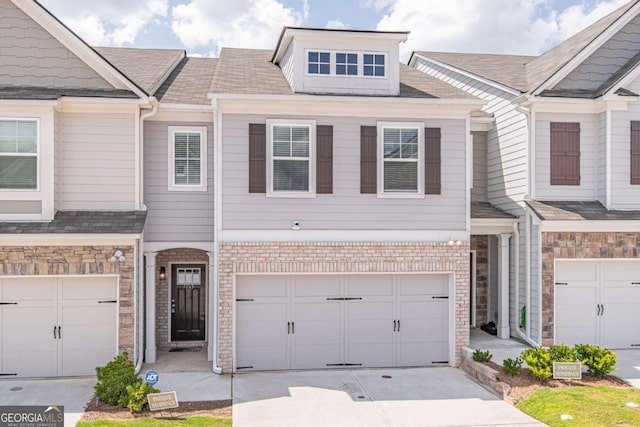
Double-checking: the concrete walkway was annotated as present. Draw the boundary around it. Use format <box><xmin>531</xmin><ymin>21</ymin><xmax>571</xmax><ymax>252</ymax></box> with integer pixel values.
<box><xmin>0</xmin><ymin>377</ymin><xmax>95</xmax><ymax>427</ymax></box>
<box><xmin>233</xmin><ymin>367</ymin><xmax>543</xmax><ymax>427</ymax></box>
<box><xmin>614</xmin><ymin>349</ymin><xmax>640</xmax><ymax>388</ymax></box>
<box><xmin>470</xmin><ymin>328</ymin><xmax>532</xmax><ymax>365</ymax></box>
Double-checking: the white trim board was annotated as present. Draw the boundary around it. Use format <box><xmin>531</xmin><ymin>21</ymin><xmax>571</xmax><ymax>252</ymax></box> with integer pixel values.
<box><xmin>540</xmin><ymin>220</ymin><xmax>640</xmax><ymax>232</ymax></box>
<box><xmin>143</xmin><ymin>241</ymin><xmax>215</xmax><ymax>253</ymax></box>
<box><xmin>0</xmin><ymin>234</ymin><xmax>140</xmax><ymax>246</ymax></box>
<box><xmin>218</xmin><ymin>229</ymin><xmax>470</xmax><ymax>243</ymax></box>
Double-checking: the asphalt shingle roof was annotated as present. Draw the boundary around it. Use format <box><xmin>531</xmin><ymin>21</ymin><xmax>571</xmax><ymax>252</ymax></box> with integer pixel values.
<box><xmin>156</xmin><ymin>57</ymin><xmax>218</xmax><ymax>105</ymax></box>
<box><xmin>0</xmin><ymin>211</ymin><xmax>147</xmax><ymax>234</ymax></box>
<box><xmin>526</xmin><ymin>200</ymin><xmax>640</xmax><ymax>221</ymax></box>
<box><xmin>471</xmin><ymin>202</ymin><xmax>517</xmax><ymax>219</ymax></box>
<box><xmin>96</xmin><ymin>47</ymin><xmax>185</xmax><ymax>94</ymax></box>
<box><xmin>0</xmin><ymin>86</ymin><xmax>137</xmax><ymax>99</ymax></box>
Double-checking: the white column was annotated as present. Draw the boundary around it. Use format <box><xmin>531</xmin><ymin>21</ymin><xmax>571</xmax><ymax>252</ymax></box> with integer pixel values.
<box><xmin>207</xmin><ymin>251</ymin><xmax>216</xmax><ymax>362</ymax></box>
<box><xmin>144</xmin><ymin>252</ymin><xmax>157</xmax><ymax>363</ymax></box>
<box><xmin>498</xmin><ymin>234</ymin><xmax>511</xmax><ymax>339</ymax></box>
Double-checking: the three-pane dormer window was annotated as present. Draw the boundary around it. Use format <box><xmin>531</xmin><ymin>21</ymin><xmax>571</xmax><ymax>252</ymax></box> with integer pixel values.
<box><xmin>336</xmin><ymin>53</ymin><xmax>357</xmax><ymax>75</ymax></box>
<box><xmin>364</xmin><ymin>54</ymin><xmax>385</xmax><ymax>77</ymax></box>
<box><xmin>308</xmin><ymin>52</ymin><xmax>330</xmax><ymax>75</ymax></box>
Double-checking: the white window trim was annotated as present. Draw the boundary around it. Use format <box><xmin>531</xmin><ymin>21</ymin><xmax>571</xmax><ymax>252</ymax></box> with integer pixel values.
<box><xmin>335</xmin><ymin>52</ymin><xmax>358</xmax><ymax>76</ymax></box>
<box><xmin>0</xmin><ymin>117</ymin><xmax>40</xmax><ymax>193</ymax></box>
<box><xmin>266</xmin><ymin>119</ymin><xmax>316</xmax><ymax>198</ymax></box>
<box><xmin>377</xmin><ymin>122</ymin><xmax>425</xmax><ymax>199</ymax></box>
<box><xmin>363</xmin><ymin>52</ymin><xmax>386</xmax><ymax>78</ymax></box>
<box><xmin>306</xmin><ymin>51</ymin><xmax>331</xmax><ymax>76</ymax></box>
<box><xmin>168</xmin><ymin>126</ymin><xmax>208</xmax><ymax>192</ymax></box>
<box><xmin>304</xmin><ymin>50</ymin><xmax>388</xmax><ymax>79</ymax></box>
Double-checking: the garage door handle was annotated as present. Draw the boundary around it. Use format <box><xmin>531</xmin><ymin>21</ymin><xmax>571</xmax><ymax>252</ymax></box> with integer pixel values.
<box><xmin>291</xmin><ymin>322</ymin><xmax>294</xmax><ymax>334</ymax></box>
<box><xmin>53</xmin><ymin>326</ymin><xmax>57</xmax><ymax>339</ymax></box>
<box><xmin>57</xmin><ymin>326</ymin><xmax>61</xmax><ymax>339</ymax></box>
<box><xmin>597</xmin><ymin>304</ymin><xmax>601</xmax><ymax>316</ymax></box>
<box><xmin>393</xmin><ymin>320</ymin><xmax>396</xmax><ymax>332</ymax></box>
<box><xmin>600</xmin><ymin>305</ymin><xmax>604</xmax><ymax>316</ymax></box>
<box><xmin>397</xmin><ymin>320</ymin><xmax>400</xmax><ymax>332</ymax></box>
<box><xmin>287</xmin><ymin>322</ymin><xmax>290</xmax><ymax>334</ymax></box>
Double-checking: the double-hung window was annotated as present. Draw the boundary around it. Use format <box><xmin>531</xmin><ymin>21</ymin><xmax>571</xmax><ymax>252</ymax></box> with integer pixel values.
<box><xmin>308</xmin><ymin>52</ymin><xmax>330</xmax><ymax>75</ymax></box>
<box><xmin>379</xmin><ymin>124</ymin><xmax>423</xmax><ymax>196</ymax></box>
<box><xmin>168</xmin><ymin>126</ymin><xmax>207</xmax><ymax>191</ymax></box>
<box><xmin>364</xmin><ymin>54</ymin><xmax>385</xmax><ymax>77</ymax></box>
<box><xmin>336</xmin><ymin>53</ymin><xmax>357</xmax><ymax>75</ymax></box>
<box><xmin>0</xmin><ymin>119</ymin><xmax>38</xmax><ymax>190</ymax></box>
<box><xmin>268</xmin><ymin>121</ymin><xmax>315</xmax><ymax>196</ymax></box>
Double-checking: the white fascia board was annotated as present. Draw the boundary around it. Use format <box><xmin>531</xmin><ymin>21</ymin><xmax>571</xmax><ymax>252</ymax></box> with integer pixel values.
<box><xmin>158</xmin><ymin>103</ymin><xmax>214</xmax><ymax>111</ymax></box>
<box><xmin>210</xmin><ymin>93</ymin><xmax>485</xmax><ymax>105</ymax></box>
<box><xmin>470</xmin><ymin>117</ymin><xmax>495</xmax><ymax>132</ymax></box>
<box><xmin>533</xmin><ymin>1</ymin><xmax>640</xmax><ymax>95</ymax></box>
<box><xmin>0</xmin><ymin>100</ymin><xmax>58</xmax><ymax>108</ymax></box>
<box><xmin>218</xmin><ymin>230</ymin><xmax>470</xmax><ymax>243</ymax></box>
<box><xmin>150</xmin><ymin>109</ymin><xmax>214</xmax><ymax>122</ymax></box>
<box><xmin>0</xmin><ymin>233</ymin><xmax>140</xmax><ymax>246</ymax></box>
<box><xmin>143</xmin><ymin>241</ymin><xmax>215</xmax><ymax>253</ymax></box>
<box><xmin>605</xmin><ymin>60</ymin><xmax>640</xmax><ymax>97</ymax></box>
<box><xmin>57</xmin><ymin>99</ymin><xmax>141</xmax><ymax>113</ymax></box>
<box><xmin>411</xmin><ymin>53</ymin><xmax>522</xmax><ymax>97</ymax></box>
<box><xmin>12</xmin><ymin>0</ymin><xmax>147</xmax><ymax>99</ymax></box>
<box><xmin>471</xmin><ymin>218</ymin><xmax>519</xmax><ymax>235</ymax></box>
<box><xmin>540</xmin><ymin>220</ymin><xmax>640</xmax><ymax>232</ymax></box>
<box><xmin>522</xmin><ymin>96</ymin><xmax>630</xmax><ymax>114</ymax></box>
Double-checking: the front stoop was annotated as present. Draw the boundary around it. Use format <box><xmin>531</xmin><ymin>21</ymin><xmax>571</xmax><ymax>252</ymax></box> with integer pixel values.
<box><xmin>460</xmin><ymin>347</ymin><xmax>513</xmax><ymax>404</ymax></box>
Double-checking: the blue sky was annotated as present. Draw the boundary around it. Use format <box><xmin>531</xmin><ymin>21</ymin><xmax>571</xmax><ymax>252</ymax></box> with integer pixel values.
<box><xmin>39</xmin><ymin>0</ymin><xmax>631</xmax><ymax>59</ymax></box>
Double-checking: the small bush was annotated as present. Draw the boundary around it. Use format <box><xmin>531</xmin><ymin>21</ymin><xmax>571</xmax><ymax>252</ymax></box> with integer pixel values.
<box><xmin>521</xmin><ymin>347</ymin><xmax>553</xmax><ymax>381</ymax></box>
<box><xmin>472</xmin><ymin>349</ymin><xmax>493</xmax><ymax>362</ymax></box>
<box><xmin>575</xmin><ymin>344</ymin><xmax>617</xmax><ymax>377</ymax></box>
<box><xmin>126</xmin><ymin>381</ymin><xmax>160</xmax><ymax>413</ymax></box>
<box><xmin>549</xmin><ymin>344</ymin><xmax>577</xmax><ymax>362</ymax></box>
<box><xmin>503</xmin><ymin>357</ymin><xmax>523</xmax><ymax>376</ymax></box>
<box><xmin>95</xmin><ymin>353</ymin><xmax>138</xmax><ymax>407</ymax></box>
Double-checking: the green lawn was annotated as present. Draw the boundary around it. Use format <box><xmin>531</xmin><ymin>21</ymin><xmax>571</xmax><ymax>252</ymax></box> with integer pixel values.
<box><xmin>76</xmin><ymin>417</ymin><xmax>231</xmax><ymax>427</ymax></box>
<box><xmin>517</xmin><ymin>386</ymin><xmax>640</xmax><ymax>427</ymax></box>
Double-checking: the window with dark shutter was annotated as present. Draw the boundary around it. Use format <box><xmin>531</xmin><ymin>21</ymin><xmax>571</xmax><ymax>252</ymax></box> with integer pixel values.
<box><xmin>316</xmin><ymin>125</ymin><xmax>333</xmax><ymax>194</ymax></box>
<box><xmin>248</xmin><ymin>123</ymin><xmax>266</xmax><ymax>193</ymax></box>
<box><xmin>550</xmin><ymin>122</ymin><xmax>580</xmax><ymax>186</ymax></box>
<box><xmin>425</xmin><ymin>127</ymin><xmax>441</xmax><ymax>194</ymax></box>
<box><xmin>360</xmin><ymin>126</ymin><xmax>377</xmax><ymax>194</ymax></box>
<box><xmin>632</xmin><ymin>121</ymin><xmax>640</xmax><ymax>185</ymax></box>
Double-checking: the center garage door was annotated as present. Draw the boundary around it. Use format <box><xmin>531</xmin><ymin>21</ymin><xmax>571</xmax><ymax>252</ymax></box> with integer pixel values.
<box><xmin>235</xmin><ymin>274</ymin><xmax>451</xmax><ymax>371</ymax></box>
<box><xmin>555</xmin><ymin>260</ymin><xmax>640</xmax><ymax>349</ymax></box>
<box><xmin>0</xmin><ymin>276</ymin><xmax>118</xmax><ymax>378</ymax></box>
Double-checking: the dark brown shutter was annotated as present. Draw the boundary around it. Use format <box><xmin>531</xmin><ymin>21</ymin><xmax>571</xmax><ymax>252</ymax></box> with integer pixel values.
<box><xmin>425</xmin><ymin>127</ymin><xmax>442</xmax><ymax>195</ymax></box>
<box><xmin>316</xmin><ymin>125</ymin><xmax>333</xmax><ymax>194</ymax></box>
<box><xmin>550</xmin><ymin>122</ymin><xmax>580</xmax><ymax>186</ymax></box>
<box><xmin>632</xmin><ymin>121</ymin><xmax>640</xmax><ymax>185</ymax></box>
<box><xmin>360</xmin><ymin>126</ymin><xmax>377</xmax><ymax>194</ymax></box>
<box><xmin>249</xmin><ymin>123</ymin><xmax>266</xmax><ymax>193</ymax></box>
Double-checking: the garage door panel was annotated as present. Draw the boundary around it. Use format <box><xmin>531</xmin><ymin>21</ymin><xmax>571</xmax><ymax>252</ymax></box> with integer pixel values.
<box><xmin>60</xmin><ymin>349</ymin><xmax>115</xmax><ymax>377</ymax></box>
<box><xmin>398</xmin><ymin>300</ymin><xmax>447</xmax><ymax>319</ymax></box>
<box><xmin>2</xmin><ymin>350</ymin><xmax>58</xmax><ymax>378</ymax></box>
<box><xmin>347</xmin><ymin>343</ymin><xmax>395</xmax><ymax>367</ymax></box>
<box><xmin>236</xmin><ymin>303</ymin><xmax>287</xmax><ymax>346</ymax></box>
<box><xmin>398</xmin><ymin>341</ymin><xmax>449</xmax><ymax>366</ymax></box>
<box><xmin>601</xmin><ymin>262</ymin><xmax>640</xmax><ymax>282</ymax></box>
<box><xmin>60</xmin><ymin>277</ymin><xmax>117</xmax><ymax>300</ymax></box>
<box><xmin>236</xmin><ymin>344</ymin><xmax>288</xmax><ymax>371</ymax></box>
<box><xmin>1</xmin><ymin>278</ymin><xmax>56</xmax><ymax>301</ymax></box>
<box><xmin>398</xmin><ymin>275</ymin><xmax>448</xmax><ymax>296</ymax></box>
<box><xmin>555</xmin><ymin>261</ymin><xmax>598</xmax><ymax>282</ymax></box>
<box><xmin>294</xmin><ymin>276</ymin><xmax>341</xmax><ymax>297</ymax></box>
<box><xmin>346</xmin><ymin>276</ymin><xmax>393</xmax><ymax>297</ymax></box>
<box><xmin>236</xmin><ymin>276</ymin><xmax>288</xmax><ymax>298</ymax></box>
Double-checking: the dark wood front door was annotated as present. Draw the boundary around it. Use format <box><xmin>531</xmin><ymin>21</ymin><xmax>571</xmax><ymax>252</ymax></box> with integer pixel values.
<box><xmin>171</xmin><ymin>264</ymin><xmax>206</xmax><ymax>341</ymax></box>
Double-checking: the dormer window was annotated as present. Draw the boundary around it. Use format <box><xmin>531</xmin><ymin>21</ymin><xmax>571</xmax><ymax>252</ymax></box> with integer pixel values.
<box><xmin>308</xmin><ymin>51</ymin><xmax>330</xmax><ymax>75</ymax></box>
<box><xmin>336</xmin><ymin>53</ymin><xmax>357</xmax><ymax>76</ymax></box>
<box><xmin>364</xmin><ymin>54</ymin><xmax>385</xmax><ymax>77</ymax></box>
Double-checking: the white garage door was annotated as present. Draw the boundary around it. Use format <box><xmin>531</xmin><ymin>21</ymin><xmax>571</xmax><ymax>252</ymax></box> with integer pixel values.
<box><xmin>236</xmin><ymin>274</ymin><xmax>450</xmax><ymax>371</ymax></box>
<box><xmin>0</xmin><ymin>276</ymin><xmax>118</xmax><ymax>378</ymax></box>
<box><xmin>555</xmin><ymin>260</ymin><xmax>640</xmax><ymax>349</ymax></box>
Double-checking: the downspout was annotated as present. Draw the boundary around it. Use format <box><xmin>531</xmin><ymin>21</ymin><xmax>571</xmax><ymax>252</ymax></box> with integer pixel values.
<box><xmin>135</xmin><ymin>97</ymin><xmax>158</xmax><ymax>374</ymax></box>
<box><xmin>211</xmin><ymin>99</ymin><xmax>223</xmax><ymax>375</ymax></box>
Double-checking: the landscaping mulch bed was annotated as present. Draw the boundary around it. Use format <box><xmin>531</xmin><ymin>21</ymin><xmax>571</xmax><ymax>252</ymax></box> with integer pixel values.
<box><xmin>485</xmin><ymin>361</ymin><xmax>630</xmax><ymax>404</ymax></box>
<box><xmin>81</xmin><ymin>398</ymin><xmax>232</xmax><ymax>421</ymax></box>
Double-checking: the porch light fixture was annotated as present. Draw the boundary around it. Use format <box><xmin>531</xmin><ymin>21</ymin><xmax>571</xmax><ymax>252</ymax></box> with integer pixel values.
<box><xmin>159</xmin><ymin>266</ymin><xmax>166</xmax><ymax>281</ymax></box>
<box><xmin>447</xmin><ymin>238</ymin><xmax>463</xmax><ymax>247</ymax></box>
<box><xmin>109</xmin><ymin>249</ymin><xmax>126</xmax><ymax>262</ymax></box>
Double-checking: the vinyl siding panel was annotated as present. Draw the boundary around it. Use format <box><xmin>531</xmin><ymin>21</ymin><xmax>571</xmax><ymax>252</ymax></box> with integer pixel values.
<box><xmin>280</xmin><ymin>42</ymin><xmax>295</xmax><ymax>90</ymax></box>
<box><xmin>144</xmin><ymin>121</ymin><xmax>214</xmax><ymax>242</ymax></box>
<box><xmin>0</xmin><ymin>0</ymin><xmax>113</xmax><ymax>89</ymax></box>
<box><xmin>471</xmin><ymin>131</ymin><xmax>487</xmax><ymax>202</ymax></box>
<box><xmin>57</xmin><ymin>112</ymin><xmax>135</xmax><ymax>210</ymax></box>
<box><xmin>535</xmin><ymin>112</ymin><xmax>599</xmax><ymax>200</ymax></box>
<box><xmin>554</xmin><ymin>14</ymin><xmax>640</xmax><ymax>91</ymax></box>
<box><xmin>221</xmin><ymin>114</ymin><xmax>467</xmax><ymax>230</ymax></box>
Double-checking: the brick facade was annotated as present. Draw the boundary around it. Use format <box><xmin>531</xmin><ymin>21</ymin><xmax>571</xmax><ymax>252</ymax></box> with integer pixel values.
<box><xmin>541</xmin><ymin>232</ymin><xmax>640</xmax><ymax>346</ymax></box>
<box><xmin>217</xmin><ymin>241</ymin><xmax>470</xmax><ymax>373</ymax></box>
<box><xmin>155</xmin><ymin>248</ymin><xmax>210</xmax><ymax>349</ymax></box>
<box><xmin>0</xmin><ymin>245</ymin><xmax>135</xmax><ymax>353</ymax></box>
<box><xmin>470</xmin><ymin>235</ymin><xmax>488</xmax><ymax>326</ymax></box>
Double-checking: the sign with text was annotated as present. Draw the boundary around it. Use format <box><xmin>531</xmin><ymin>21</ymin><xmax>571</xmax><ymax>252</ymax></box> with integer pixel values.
<box><xmin>553</xmin><ymin>362</ymin><xmax>582</xmax><ymax>380</ymax></box>
<box><xmin>0</xmin><ymin>405</ymin><xmax>64</xmax><ymax>427</ymax></box>
<box><xmin>147</xmin><ymin>392</ymin><xmax>179</xmax><ymax>411</ymax></box>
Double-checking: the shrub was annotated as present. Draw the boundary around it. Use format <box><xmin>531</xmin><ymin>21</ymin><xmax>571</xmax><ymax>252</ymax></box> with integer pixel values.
<box><xmin>126</xmin><ymin>381</ymin><xmax>160</xmax><ymax>413</ymax></box>
<box><xmin>549</xmin><ymin>344</ymin><xmax>577</xmax><ymax>362</ymax></box>
<box><xmin>95</xmin><ymin>353</ymin><xmax>138</xmax><ymax>407</ymax></box>
<box><xmin>575</xmin><ymin>344</ymin><xmax>617</xmax><ymax>377</ymax></box>
<box><xmin>472</xmin><ymin>349</ymin><xmax>493</xmax><ymax>362</ymax></box>
<box><xmin>503</xmin><ymin>357</ymin><xmax>523</xmax><ymax>376</ymax></box>
<box><xmin>521</xmin><ymin>347</ymin><xmax>553</xmax><ymax>381</ymax></box>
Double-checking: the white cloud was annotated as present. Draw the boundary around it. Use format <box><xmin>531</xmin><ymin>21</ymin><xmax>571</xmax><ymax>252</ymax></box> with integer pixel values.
<box><xmin>325</xmin><ymin>19</ymin><xmax>348</xmax><ymax>29</ymax></box>
<box><xmin>373</xmin><ymin>0</ymin><xmax>630</xmax><ymax>60</ymax></box>
<box><xmin>171</xmin><ymin>0</ymin><xmax>308</xmax><ymax>54</ymax></box>
<box><xmin>39</xmin><ymin>0</ymin><xmax>168</xmax><ymax>46</ymax></box>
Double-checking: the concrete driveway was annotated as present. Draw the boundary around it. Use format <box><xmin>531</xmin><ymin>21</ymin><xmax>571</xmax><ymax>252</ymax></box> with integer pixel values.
<box><xmin>233</xmin><ymin>367</ymin><xmax>542</xmax><ymax>427</ymax></box>
<box><xmin>614</xmin><ymin>350</ymin><xmax>640</xmax><ymax>388</ymax></box>
<box><xmin>0</xmin><ymin>377</ymin><xmax>95</xmax><ymax>427</ymax></box>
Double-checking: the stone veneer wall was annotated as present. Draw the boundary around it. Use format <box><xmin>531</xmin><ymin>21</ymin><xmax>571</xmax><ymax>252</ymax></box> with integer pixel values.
<box><xmin>470</xmin><ymin>236</ymin><xmax>488</xmax><ymax>326</ymax></box>
<box><xmin>541</xmin><ymin>232</ymin><xmax>640</xmax><ymax>346</ymax></box>
<box><xmin>218</xmin><ymin>242</ymin><xmax>470</xmax><ymax>373</ymax></box>
<box><xmin>0</xmin><ymin>245</ymin><xmax>135</xmax><ymax>353</ymax></box>
<box><xmin>155</xmin><ymin>248</ymin><xmax>210</xmax><ymax>349</ymax></box>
